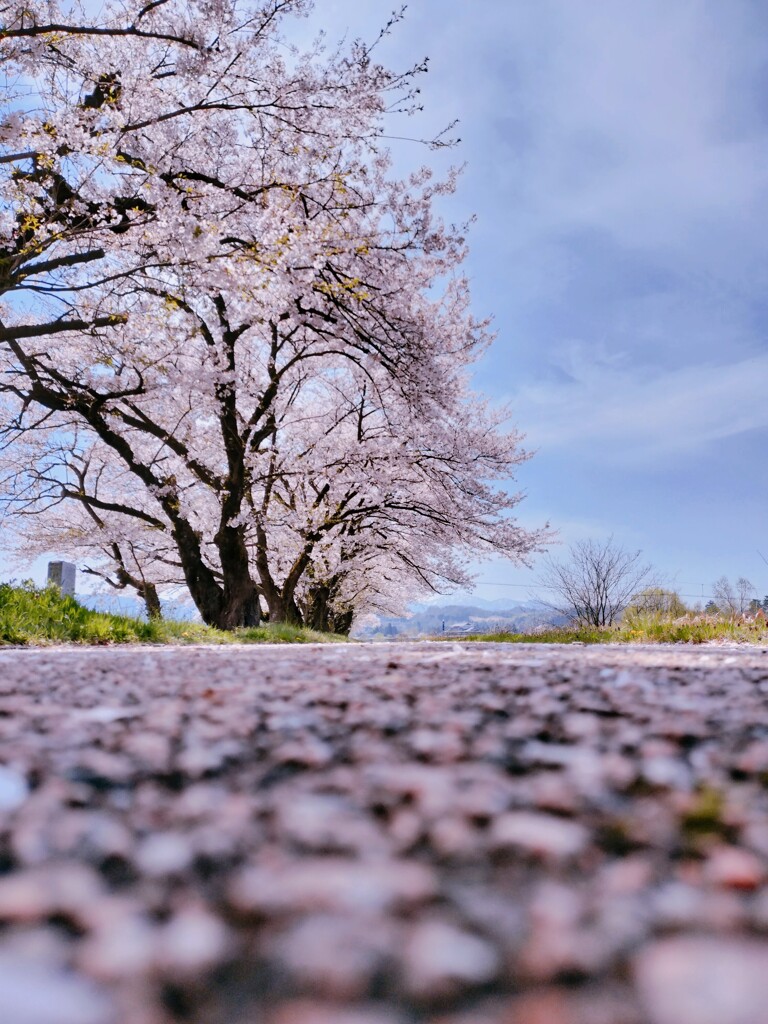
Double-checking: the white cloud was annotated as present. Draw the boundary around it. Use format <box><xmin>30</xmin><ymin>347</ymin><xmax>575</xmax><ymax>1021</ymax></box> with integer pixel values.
<box><xmin>298</xmin><ymin>2</ymin><xmax>768</xmax><ymax>275</ymax></box>
<box><xmin>511</xmin><ymin>347</ymin><xmax>768</xmax><ymax>463</ymax></box>
<box><xmin>479</xmin><ymin>0</ymin><xmax>768</xmax><ymax>242</ymax></box>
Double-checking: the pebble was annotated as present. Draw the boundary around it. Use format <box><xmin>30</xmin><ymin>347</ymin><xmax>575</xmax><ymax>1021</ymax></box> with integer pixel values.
<box><xmin>276</xmin><ymin>793</ymin><xmax>384</xmax><ymax>854</ymax></box>
<box><xmin>228</xmin><ymin>857</ymin><xmax>437</xmax><ymax>917</ymax></box>
<box><xmin>0</xmin><ymin>951</ymin><xmax>115</xmax><ymax>1024</ymax></box>
<box><xmin>135</xmin><ymin>831</ymin><xmax>195</xmax><ymax>877</ymax></box>
<box><xmin>704</xmin><ymin>844</ymin><xmax>764</xmax><ymax>890</ymax></box>
<box><xmin>269</xmin><ymin>913</ymin><xmax>397</xmax><ymax>999</ymax></box>
<box><xmin>634</xmin><ymin>936</ymin><xmax>768</xmax><ymax>1024</ymax></box>
<box><xmin>490</xmin><ymin>811</ymin><xmax>589</xmax><ymax>861</ymax></box>
<box><xmin>77</xmin><ymin>913</ymin><xmax>158</xmax><ymax>980</ymax></box>
<box><xmin>156</xmin><ymin>906</ymin><xmax>230</xmax><ymax>974</ymax></box>
<box><xmin>0</xmin><ymin>863</ymin><xmax>103</xmax><ymax>924</ymax></box>
<box><xmin>402</xmin><ymin>919</ymin><xmax>500</xmax><ymax>999</ymax></box>
<box><xmin>0</xmin><ymin>766</ymin><xmax>28</xmax><ymax>813</ymax></box>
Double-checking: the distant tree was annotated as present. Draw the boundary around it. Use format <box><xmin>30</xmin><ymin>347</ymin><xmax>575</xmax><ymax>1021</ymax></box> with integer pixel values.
<box><xmin>712</xmin><ymin>576</ymin><xmax>756</xmax><ymax>616</ymax></box>
<box><xmin>626</xmin><ymin>587</ymin><xmax>687</xmax><ymax>618</ymax></box>
<box><xmin>0</xmin><ymin>426</ymin><xmax>181</xmax><ymax>620</ymax></box>
<box><xmin>736</xmin><ymin>577</ymin><xmax>757</xmax><ymax>614</ymax></box>
<box><xmin>538</xmin><ymin>537</ymin><xmax>656</xmax><ymax>627</ymax></box>
<box><xmin>704</xmin><ymin>600</ymin><xmax>720</xmax><ymax>615</ymax></box>
<box><xmin>712</xmin><ymin>577</ymin><xmax>735</xmax><ymax>614</ymax></box>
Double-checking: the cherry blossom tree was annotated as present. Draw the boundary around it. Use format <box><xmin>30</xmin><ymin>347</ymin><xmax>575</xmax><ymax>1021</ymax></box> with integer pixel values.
<box><xmin>250</xmin><ymin>369</ymin><xmax>539</xmax><ymax>627</ymax></box>
<box><xmin>0</xmin><ymin>0</ymin><xmax>546</xmax><ymax>629</ymax></box>
<box><xmin>0</xmin><ymin>415</ymin><xmax>184</xmax><ymax>617</ymax></box>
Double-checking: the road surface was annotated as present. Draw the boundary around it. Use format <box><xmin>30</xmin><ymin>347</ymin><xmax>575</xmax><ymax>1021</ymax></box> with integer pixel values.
<box><xmin>1</xmin><ymin>641</ymin><xmax>768</xmax><ymax>1024</ymax></box>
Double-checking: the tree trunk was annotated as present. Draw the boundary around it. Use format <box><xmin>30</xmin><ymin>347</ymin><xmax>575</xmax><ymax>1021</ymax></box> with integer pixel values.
<box><xmin>329</xmin><ymin>605</ymin><xmax>354</xmax><ymax>636</ymax></box>
<box><xmin>303</xmin><ymin>584</ymin><xmax>330</xmax><ymax>632</ymax></box>
<box><xmin>219</xmin><ymin>575</ymin><xmax>261</xmax><ymax>629</ymax></box>
<box><xmin>140</xmin><ymin>582</ymin><xmax>163</xmax><ymax>621</ymax></box>
<box><xmin>172</xmin><ymin>519</ymin><xmax>260</xmax><ymax>630</ymax></box>
<box><xmin>267</xmin><ymin>593</ymin><xmax>304</xmax><ymax>626</ymax></box>
<box><xmin>303</xmin><ymin>583</ymin><xmax>354</xmax><ymax>635</ymax></box>
<box><xmin>171</xmin><ymin>519</ymin><xmax>227</xmax><ymax>626</ymax></box>
<box><xmin>253</xmin><ymin>523</ymin><xmax>304</xmax><ymax>626</ymax></box>
<box><xmin>188</xmin><ymin>576</ymin><xmax>261</xmax><ymax>631</ymax></box>
<box><xmin>288</xmin><ymin>596</ymin><xmax>303</xmax><ymax>625</ymax></box>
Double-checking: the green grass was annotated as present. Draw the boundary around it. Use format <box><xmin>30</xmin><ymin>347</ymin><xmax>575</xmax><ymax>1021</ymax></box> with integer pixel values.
<box><xmin>236</xmin><ymin>621</ymin><xmax>347</xmax><ymax>644</ymax></box>
<box><xmin>450</xmin><ymin>612</ymin><xmax>768</xmax><ymax>646</ymax></box>
<box><xmin>7</xmin><ymin>581</ymin><xmax>765</xmax><ymax>648</ymax></box>
<box><xmin>0</xmin><ymin>582</ymin><xmax>346</xmax><ymax>646</ymax></box>
<box><xmin>451</xmin><ymin>626</ymin><xmax>615</xmax><ymax>644</ymax></box>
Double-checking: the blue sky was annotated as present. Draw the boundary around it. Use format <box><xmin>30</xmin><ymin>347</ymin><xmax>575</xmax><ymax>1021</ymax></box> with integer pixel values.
<box><xmin>295</xmin><ymin>0</ymin><xmax>768</xmax><ymax>606</ymax></box>
<box><xmin>9</xmin><ymin>1</ymin><xmax>768</xmax><ymax>607</ymax></box>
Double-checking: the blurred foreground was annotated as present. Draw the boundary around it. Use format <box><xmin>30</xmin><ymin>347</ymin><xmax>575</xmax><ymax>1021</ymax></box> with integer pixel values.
<box><xmin>0</xmin><ymin>642</ymin><xmax>767</xmax><ymax>1024</ymax></box>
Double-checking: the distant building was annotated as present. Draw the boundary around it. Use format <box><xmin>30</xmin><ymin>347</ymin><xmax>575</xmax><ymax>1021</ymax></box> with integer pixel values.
<box><xmin>444</xmin><ymin>621</ymin><xmax>474</xmax><ymax>635</ymax></box>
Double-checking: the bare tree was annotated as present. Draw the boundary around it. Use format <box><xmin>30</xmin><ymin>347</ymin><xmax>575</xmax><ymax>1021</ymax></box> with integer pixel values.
<box><xmin>736</xmin><ymin>577</ymin><xmax>757</xmax><ymax>615</ymax></box>
<box><xmin>711</xmin><ymin>577</ymin><xmax>736</xmax><ymax>614</ymax></box>
<box><xmin>539</xmin><ymin>537</ymin><xmax>656</xmax><ymax>627</ymax></box>
<box><xmin>712</xmin><ymin>576</ymin><xmax>756</xmax><ymax>616</ymax></box>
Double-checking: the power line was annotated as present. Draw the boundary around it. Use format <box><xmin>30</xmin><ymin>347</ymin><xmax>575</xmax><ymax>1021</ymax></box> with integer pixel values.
<box><xmin>468</xmin><ymin>581</ymin><xmax>764</xmax><ymax>603</ymax></box>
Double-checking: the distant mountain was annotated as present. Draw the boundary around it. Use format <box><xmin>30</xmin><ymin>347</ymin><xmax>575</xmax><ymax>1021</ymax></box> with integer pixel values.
<box><xmin>76</xmin><ymin>593</ymin><xmax>562</xmax><ymax>635</ymax></box>
<box><xmin>352</xmin><ymin>600</ymin><xmax>566</xmax><ymax>638</ymax></box>
<box><xmin>78</xmin><ymin>594</ymin><xmax>202</xmax><ymax>622</ymax></box>
<box><xmin>411</xmin><ymin>596</ymin><xmax>543</xmax><ymax>612</ymax></box>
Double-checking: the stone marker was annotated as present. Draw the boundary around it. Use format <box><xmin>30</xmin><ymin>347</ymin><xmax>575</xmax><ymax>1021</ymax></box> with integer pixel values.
<box><xmin>47</xmin><ymin>560</ymin><xmax>76</xmax><ymax>597</ymax></box>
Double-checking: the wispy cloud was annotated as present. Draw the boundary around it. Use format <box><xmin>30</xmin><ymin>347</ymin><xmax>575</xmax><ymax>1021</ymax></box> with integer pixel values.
<box><xmin>511</xmin><ymin>346</ymin><xmax>768</xmax><ymax>463</ymax></box>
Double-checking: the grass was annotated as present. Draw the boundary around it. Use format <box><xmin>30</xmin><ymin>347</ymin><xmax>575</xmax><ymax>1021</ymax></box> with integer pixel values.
<box><xmin>450</xmin><ymin>611</ymin><xmax>768</xmax><ymax>646</ymax></box>
<box><xmin>0</xmin><ymin>582</ymin><xmax>346</xmax><ymax>646</ymax></box>
<box><xmin>7</xmin><ymin>582</ymin><xmax>765</xmax><ymax>649</ymax></box>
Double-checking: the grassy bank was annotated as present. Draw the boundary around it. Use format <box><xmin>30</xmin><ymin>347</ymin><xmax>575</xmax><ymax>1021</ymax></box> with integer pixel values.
<box><xmin>0</xmin><ymin>583</ymin><xmax>345</xmax><ymax>646</ymax></box>
<box><xmin>452</xmin><ymin>612</ymin><xmax>768</xmax><ymax>646</ymax></box>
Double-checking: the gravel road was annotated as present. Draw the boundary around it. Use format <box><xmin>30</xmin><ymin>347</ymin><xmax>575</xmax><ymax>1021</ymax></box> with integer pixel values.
<box><xmin>1</xmin><ymin>641</ymin><xmax>768</xmax><ymax>1024</ymax></box>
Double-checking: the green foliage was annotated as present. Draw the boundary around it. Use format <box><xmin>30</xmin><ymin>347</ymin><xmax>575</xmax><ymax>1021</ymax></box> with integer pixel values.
<box><xmin>624</xmin><ymin>587</ymin><xmax>687</xmax><ymax>620</ymax></box>
<box><xmin>682</xmin><ymin>786</ymin><xmax>726</xmax><ymax>840</ymax></box>
<box><xmin>238</xmin><ymin>621</ymin><xmax>347</xmax><ymax>644</ymax></box>
<box><xmin>0</xmin><ymin>582</ymin><xmax>345</xmax><ymax>646</ymax></box>
<box><xmin>0</xmin><ymin>581</ymin><xmax>147</xmax><ymax>645</ymax></box>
